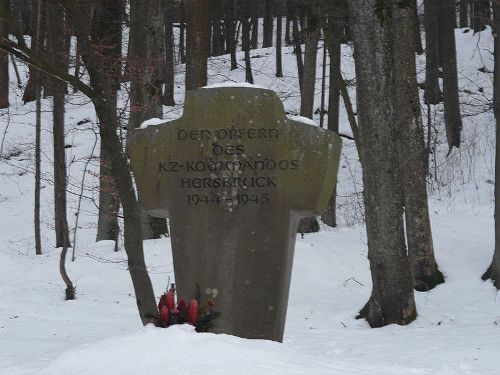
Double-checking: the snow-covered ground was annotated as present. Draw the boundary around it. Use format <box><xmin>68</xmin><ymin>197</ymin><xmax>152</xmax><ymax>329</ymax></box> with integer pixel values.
<box><xmin>1</xmin><ymin>29</ymin><xmax>499</xmax><ymax>375</ymax></box>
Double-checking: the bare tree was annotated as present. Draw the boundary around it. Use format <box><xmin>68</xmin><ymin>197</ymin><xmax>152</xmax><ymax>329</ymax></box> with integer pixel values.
<box><xmin>185</xmin><ymin>0</ymin><xmax>209</xmax><ymax>91</ymax></box>
<box><xmin>129</xmin><ymin>0</ymin><xmax>168</xmax><ymax>239</ymax></box>
<box><xmin>439</xmin><ymin>0</ymin><xmax>463</xmax><ymax>150</ymax></box>
<box><xmin>321</xmin><ymin>0</ymin><xmax>346</xmax><ymax>228</ymax></box>
<box><xmin>47</xmin><ymin>0</ymin><xmax>70</xmax><ymax>248</ymax></box>
<box><xmin>349</xmin><ymin>0</ymin><xmax>417</xmax><ymax>327</ymax></box>
<box><xmin>423</xmin><ymin>0</ymin><xmax>442</xmax><ymax>105</ymax></box>
<box><xmin>392</xmin><ymin>0</ymin><xmax>444</xmax><ymax>291</ymax></box>
<box><xmin>0</xmin><ymin>0</ymin><xmax>9</xmax><ymax>108</ymax></box>
<box><xmin>482</xmin><ymin>0</ymin><xmax>500</xmax><ymax>289</ymax></box>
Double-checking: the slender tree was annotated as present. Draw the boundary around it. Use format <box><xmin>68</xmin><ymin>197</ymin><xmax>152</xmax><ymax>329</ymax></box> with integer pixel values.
<box><xmin>185</xmin><ymin>0</ymin><xmax>209</xmax><ymax>91</ymax></box>
<box><xmin>224</xmin><ymin>0</ymin><xmax>238</xmax><ymax>70</ymax></box>
<box><xmin>262</xmin><ymin>0</ymin><xmax>273</xmax><ymax>48</ymax></box>
<box><xmin>321</xmin><ymin>0</ymin><xmax>346</xmax><ymax>228</ymax></box>
<box><xmin>439</xmin><ymin>0</ymin><xmax>463</xmax><ymax>150</ymax></box>
<box><xmin>241</xmin><ymin>0</ymin><xmax>254</xmax><ymax>83</ymax></box>
<box><xmin>423</xmin><ymin>0</ymin><xmax>442</xmax><ymax>105</ymax></box>
<box><xmin>459</xmin><ymin>0</ymin><xmax>469</xmax><ymax>28</ymax></box>
<box><xmin>297</xmin><ymin>5</ymin><xmax>321</xmax><ymax>234</ymax></box>
<box><xmin>0</xmin><ymin>0</ymin><xmax>9</xmax><ymax>108</ymax></box>
<box><xmin>162</xmin><ymin>0</ymin><xmax>176</xmax><ymax>106</ymax></box>
<box><xmin>94</xmin><ymin>0</ymin><xmax>121</xmax><ymax>242</ymax></box>
<box><xmin>47</xmin><ymin>0</ymin><xmax>70</xmax><ymax>248</ymax></box>
<box><xmin>482</xmin><ymin>0</ymin><xmax>500</xmax><ymax>288</ymax></box>
<box><xmin>275</xmin><ymin>0</ymin><xmax>285</xmax><ymax>77</ymax></box>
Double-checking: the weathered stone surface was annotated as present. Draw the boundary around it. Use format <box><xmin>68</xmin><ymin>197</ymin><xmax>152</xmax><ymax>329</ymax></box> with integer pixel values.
<box><xmin>128</xmin><ymin>86</ymin><xmax>341</xmax><ymax>341</ymax></box>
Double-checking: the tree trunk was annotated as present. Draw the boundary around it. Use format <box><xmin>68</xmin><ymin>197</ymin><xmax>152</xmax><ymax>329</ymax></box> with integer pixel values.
<box><xmin>459</xmin><ymin>0</ymin><xmax>469</xmax><ymax>28</ymax></box>
<box><xmin>35</xmin><ymin>78</ymin><xmax>42</xmax><ymax>256</ymax></box>
<box><xmin>321</xmin><ymin>1</ymin><xmax>345</xmax><ymax>228</ymax></box>
<box><xmin>423</xmin><ymin>0</ymin><xmax>442</xmax><ymax>105</ymax></box>
<box><xmin>47</xmin><ymin>0</ymin><xmax>70</xmax><ymax>248</ymax></box>
<box><xmin>298</xmin><ymin>9</ymin><xmax>321</xmax><ymax>234</ymax></box>
<box><xmin>292</xmin><ymin>16</ymin><xmax>304</xmax><ymax>93</ymax></box>
<box><xmin>23</xmin><ymin>0</ymin><xmax>45</xmax><ymax>103</ymax></box>
<box><xmin>241</xmin><ymin>0</ymin><xmax>254</xmax><ymax>84</ymax></box>
<box><xmin>251</xmin><ymin>2</ymin><xmax>258</xmax><ymax>49</ymax></box>
<box><xmin>129</xmin><ymin>0</ymin><xmax>169</xmax><ymax>239</ymax></box>
<box><xmin>412</xmin><ymin>0</ymin><xmax>423</xmax><ymax>55</ymax></box>
<box><xmin>349</xmin><ymin>0</ymin><xmax>417</xmax><ymax>327</ymax></box>
<box><xmin>262</xmin><ymin>0</ymin><xmax>273</xmax><ymax>48</ymax></box>
<box><xmin>285</xmin><ymin>15</ymin><xmax>292</xmax><ymax>45</ymax></box>
<box><xmin>439</xmin><ymin>0</ymin><xmax>463</xmax><ymax>150</ymax></box>
<box><xmin>473</xmin><ymin>0</ymin><xmax>489</xmax><ymax>32</ymax></box>
<box><xmin>33</xmin><ymin>0</ymin><xmax>43</xmax><ymax>256</ymax></box>
<box><xmin>276</xmin><ymin>15</ymin><xmax>283</xmax><ymax>77</ymax></box>
<box><xmin>392</xmin><ymin>0</ymin><xmax>444</xmax><ymax>291</ymax></box>
<box><xmin>482</xmin><ymin>0</ymin><xmax>500</xmax><ymax>288</ymax></box>
<box><xmin>163</xmin><ymin>0</ymin><xmax>176</xmax><ymax>106</ymax></box>
<box><xmin>96</xmin><ymin>101</ymin><xmax>160</xmax><ymax>324</ymax></box>
<box><xmin>299</xmin><ymin>13</ymin><xmax>319</xmax><ymax>118</ymax></box>
<box><xmin>179</xmin><ymin>2</ymin><xmax>186</xmax><ymax>64</ymax></box>
<box><xmin>94</xmin><ymin>0</ymin><xmax>122</xmax><ymax>242</ymax></box>
<box><xmin>224</xmin><ymin>0</ymin><xmax>238</xmax><ymax>70</ymax></box>
<box><xmin>0</xmin><ymin>0</ymin><xmax>9</xmax><ymax>109</ymax></box>
<box><xmin>185</xmin><ymin>0</ymin><xmax>209</xmax><ymax>91</ymax></box>
<box><xmin>82</xmin><ymin>1</ymin><xmax>160</xmax><ymax>321</ymax></box>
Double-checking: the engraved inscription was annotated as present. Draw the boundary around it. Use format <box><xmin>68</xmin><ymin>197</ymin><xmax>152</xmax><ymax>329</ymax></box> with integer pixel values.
<box><xmin>155</xmin><ymin>126</ymin><xmax>299</xmax><ymax>207</ymax></box>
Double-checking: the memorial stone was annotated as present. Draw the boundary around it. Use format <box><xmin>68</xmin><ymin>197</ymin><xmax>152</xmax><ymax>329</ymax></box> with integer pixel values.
<box><xmin>128</xmin><ymin>86</ymin><xmax>341</xmax><ymax>342</ymax></box>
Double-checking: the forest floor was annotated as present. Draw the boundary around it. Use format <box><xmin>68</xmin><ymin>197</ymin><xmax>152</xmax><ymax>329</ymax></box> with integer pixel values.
<box><xmin>0</xmin><ymin>28</ymin><xmax>499</xmax><ymax>374</ymax></box>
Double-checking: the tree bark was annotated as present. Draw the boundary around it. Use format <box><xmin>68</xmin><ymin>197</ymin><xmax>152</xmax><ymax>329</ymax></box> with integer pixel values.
<box><xmin>47</xmin><ymin>0</ymin><xmax>70</xmax><ymax>248</ymax></box>
<box><xmin>23</xmin><ymin>0</ymin><xmax>45</xmax><ymax>103</ymax></box>
<box><xmin>179</xmin><ymin>1</ymin><xmax>186</xmax><ymax>64</ymax></box>
<box><xmin>392</xmin><ymin>1</ymin><xmax>444</xmax><ymax>291</ymax></box>
<box><xmin>33</xmin><ymin>0</ymin><xmax>43</xmax><ymax>256</ymax></box>
<box><xmin>250</xmin><ymin>2</ymin><xmax>258</xmax><ymax>49</ymax></box>
<box><xmin>412</xmin><ymin>0</ymin><xmax>423</xmax><ymax>55</ymax></box>
<box><xmin>185</xmin><ymin>0</ymin><xmax>209</xmax><ymax>92</ymax></box>
<box><xmin>129</xmin><ymin>0</ymin><xmax>169</xmax><ymax>239</ymax></box>
<box><xmin>439</xmin><ymin>0</ymin><xmax>463</xmax><ymax>150</ymax></box>
<box><xmin>262</xmin><ymin>0</ymin><xmax>273</xmax><ymax>48</ymax></box>
<box><xmin>472</xmin><ymin>0</ymin><xmax>489</xmax><ymax>32</ymax></box>
<box><xmin>459</xmin><ymin>0</ymin><xmax>469</xmax><ymax>28</ymax></box>
<box><xmin>292</xmin><ymin>16</ymin><xmax>303</xmax><ymax>93</ymax></box>
<box><xmin>241</xmin><ymin>0</ymin><xmax>254</xmax><ymax>84</ymax></box>
<box><xmin>482</xmin><ymin>0</ymin><xmax>500</xmax><ymax>288</ymax></box>
<box><xmin>349</xmin><ymin>0</ymin><xmax>417</xmax><ymax>327</ymax></box>
<box><xmin>423</xmin><ymin>0</ymin><xmax>442</xmax><ymax>105</ymax></box>
<box><xmin>163</xmin><ymin>0</ymin><xmax>176</xmax><ymax>106</ymax></box>
<box><xmin>296</xmin><ymin>7</ymin><xmax>321</xmax><ymax>234</ymax></box>
<box><xmin>0</xmin><ymin>0</ymin><xmax>9</xmax><ymax>109</ymax></box>
<box><xmin>93</xmin><ymin>0</ymin><xmax>122</xmax><ymax>242</ymax></box>
<box><xmin>224</xmin><ymin>0</ymin><xmax>238</xmax><ymax>70</ymax></box>
<box><xmin>321</xmin><ymin>0</ymin><xmax>345</xmax><ymax>228</ymax></box>
<box><xmin>276</xmin><ymin>15</ymin><xmax>283</xmax><ymax>77</ymax></box>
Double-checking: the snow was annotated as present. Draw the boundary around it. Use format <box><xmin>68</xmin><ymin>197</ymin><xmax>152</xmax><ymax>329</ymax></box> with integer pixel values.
<box><xmin>287</xmin><ymin>114</ymin><xmax>318</xmax><ymax>127</ymax></box>
<box><xmin>139</xmin><ymin>118</ymin><xmax>165</xmax><ymax>129</ymax></box>
<box><xmin>0</xmin><ymin>27</ymin><xmax>499</xmax><ymax>375</ymax></box>
<box><xmin>203</xmin><ymin>81</ymin><xmax>267</xmax><ymax>90</ymax></box>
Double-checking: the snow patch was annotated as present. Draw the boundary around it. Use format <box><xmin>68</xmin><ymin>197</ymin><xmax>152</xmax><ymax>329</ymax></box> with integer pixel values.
<box><xmin>287</xmin><ymin>115</ymin><xmax>318</xmax><ymax>127</ymax></box>
<box><xmin>139</xmin><ymin>118</ymin><xmax>165</xmax><ymax>129</ymax></box>
<box><xmin>203</xmin><ymin>82</ymin><xmax>268</xmax><ymax>90</ymax></box>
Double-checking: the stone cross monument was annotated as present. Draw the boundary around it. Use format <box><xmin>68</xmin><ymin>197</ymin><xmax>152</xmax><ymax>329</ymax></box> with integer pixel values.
<box><xmin>128</xmin><ymin>86</ymin><xmax>341</xmax><ymax>342</ymax></box>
